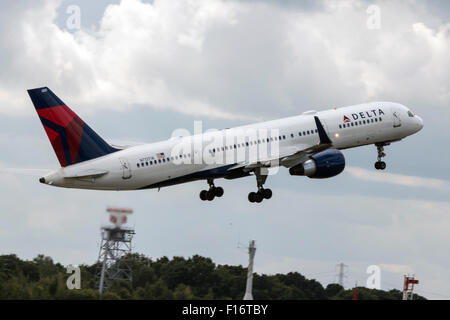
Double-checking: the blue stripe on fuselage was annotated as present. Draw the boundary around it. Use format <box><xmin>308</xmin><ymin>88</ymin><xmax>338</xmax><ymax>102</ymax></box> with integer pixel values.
<box><xmin>140</xmin><ymin>163</ymin><xmax>238</xmax><ymax>189</ymax></box>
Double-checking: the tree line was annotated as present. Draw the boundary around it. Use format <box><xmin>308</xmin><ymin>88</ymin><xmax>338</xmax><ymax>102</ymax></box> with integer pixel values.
<box><xmin>0</xmin><ymin>253</ymin><xmax>425</xmax><ymax>300</ymax></box>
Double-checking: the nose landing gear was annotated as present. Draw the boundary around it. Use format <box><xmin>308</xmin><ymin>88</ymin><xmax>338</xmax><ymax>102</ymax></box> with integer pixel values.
<box><xmin>374</xmin><ymin>143</ymin><xmax>389</xmax><ymax>170</ymax></box>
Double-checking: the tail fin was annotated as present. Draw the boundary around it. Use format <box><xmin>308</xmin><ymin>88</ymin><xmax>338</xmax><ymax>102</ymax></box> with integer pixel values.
<box><xmin>27</xmin><ymin>87</ymin><xmax>118</xmax><ymax>167</ymax></box>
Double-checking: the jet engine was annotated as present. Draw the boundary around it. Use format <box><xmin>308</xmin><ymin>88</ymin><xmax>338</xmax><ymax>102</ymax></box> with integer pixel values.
<box><xmin>289</xmin><ymin>149</ymin><xmax>345</xmax><ymax>179</ymax></box>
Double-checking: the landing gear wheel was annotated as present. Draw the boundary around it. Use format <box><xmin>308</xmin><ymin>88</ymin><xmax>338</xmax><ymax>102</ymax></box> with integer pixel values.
<box><xmin>374</xmin><ymin>161</ymin><xmax>386</xmax><ymax>170</ymax></box>
<box><xmin>199</xmin><ymin>179</ymin><xmax>224</xmax><ymax>201</ymax></box>
<box><xmin>215</xmin><ymin>187</ymin><xmax>224</xmax><ymax>197</ymax></box>
<box><xmin>374</xmin><ymin>143</ymin><xmax>389</xmax><ymax>171</ymax></box>
<box><xmin>206</xmin><ymin>190</ymin><xmax>215</xmax><ymax>201</ymax></box>
<box><xmin>248</xmin><ymin>167</ymin><xmax>272</xmax><ymax>203</ymax></box>
<box><xmin>262</xmin><ymin>188</ymin><xmax>272</xmax><ymax>199</ymax></box>
<box><xmin>254</xmin><ymin>192</ymin><xmax>263</xmax><ymax>203</ymax></box>
<box><xmin>200</xmin><ymin>190</ymin><xmax>207</xmax><ymax>201</ymax></box>
<box><xmin>248</xmin><ymin>192</ymin><xmax>256</xmax><ymax>203</ymax></box>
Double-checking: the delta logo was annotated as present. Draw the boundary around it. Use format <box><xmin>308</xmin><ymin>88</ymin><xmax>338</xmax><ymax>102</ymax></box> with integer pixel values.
<box><xmin>343</xmin><ymin>109</ymin><xmax>385</xmax><ymax>123</ymax></box>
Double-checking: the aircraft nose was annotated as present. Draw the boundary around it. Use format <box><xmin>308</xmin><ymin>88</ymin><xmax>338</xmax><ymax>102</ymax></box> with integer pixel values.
<box><xmin>416</xmin><ymin>116</ymin><xmax>424</xmax><ymax>131</ymax></box>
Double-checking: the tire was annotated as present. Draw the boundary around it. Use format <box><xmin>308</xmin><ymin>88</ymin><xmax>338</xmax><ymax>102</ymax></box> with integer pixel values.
<box><xmin>263</xmin><ymin>188</ymin><xmax>272</xmax><ymax>199</ymax></box>
<box><xmin>374</xmin><ymin>162</ymin><xmax>380</xmax><ymax>170</ymax></box>
<box><xmin>200</xmin><ymin>190</ymin><xmax>207</xmax><ymax>201</ymax></box>
<box><xmin>206</xmin><ymin>190</ymin><xmax>215</xmax><ymax>201</ymax></box>
<box><xmin>215</xmin><ymin>187</ymin><xmax>224</xmax><ymax>197</ymax></box>
<box><xmin>380</xmin><ymin>162</ymin><xmax>386</xmax><ymax>170</ymax></box>
<box><xmin>255</xmin><ymin>192</ymin><xmax>263</xmax><ymax>203</ymax></box>
<box><xmin>248</xmin><ymin>192</ymin><xmax>256</xmax><ymax>203</ymax></box>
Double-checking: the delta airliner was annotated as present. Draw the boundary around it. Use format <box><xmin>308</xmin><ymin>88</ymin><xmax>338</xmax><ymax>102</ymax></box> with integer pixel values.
<box><xmin>28</xmin><ymin>87</ymin><xmax>423</xmax><ymax>203</ymax></box>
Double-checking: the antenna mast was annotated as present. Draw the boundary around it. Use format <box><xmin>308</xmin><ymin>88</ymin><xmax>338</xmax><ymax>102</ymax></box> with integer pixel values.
<box><xmin>336</xmin><ymin>262</ymin><xmax>348</xmax><ymax>287</ymax></box>
<box><xmin>243</xmin><ymin>240</ymin><xmax>256</xmax><ymax>300</ymax></box>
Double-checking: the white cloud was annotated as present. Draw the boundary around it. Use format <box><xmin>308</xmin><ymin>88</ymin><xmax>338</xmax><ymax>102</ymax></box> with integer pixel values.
<box><xmin>346</xmin><ymin>166</ymin><xmax>450</xmax><ymax>190</ymax></box>
<box><xmin>380</xmin><ymin>263</ymin><xmax>413</xmax><ymax>274</ymax></box>
<box><xmin>0</xmin><ymin>0</ymin><xmax>448</xmax><ymax>121</ymax></box>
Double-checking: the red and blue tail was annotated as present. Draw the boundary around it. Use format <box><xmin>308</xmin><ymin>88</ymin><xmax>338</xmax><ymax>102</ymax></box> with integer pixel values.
<box><xmin>27</xmin><ymin>87</ymin><xmax>118</xmax><ymax>167</ymax></box>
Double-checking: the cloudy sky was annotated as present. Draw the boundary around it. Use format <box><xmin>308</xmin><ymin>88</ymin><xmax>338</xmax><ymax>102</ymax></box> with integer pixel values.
<box><xmin>0</xmin><ymin>0</ymin><xmax>449</xmax><ymax>299</ymax></box>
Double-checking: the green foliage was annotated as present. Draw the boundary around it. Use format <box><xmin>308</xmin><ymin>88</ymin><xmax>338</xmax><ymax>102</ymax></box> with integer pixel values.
<box><xmin>0</xmin><ymin>253</ymin><xmax>427</xmax><ymax>300</ymax></box>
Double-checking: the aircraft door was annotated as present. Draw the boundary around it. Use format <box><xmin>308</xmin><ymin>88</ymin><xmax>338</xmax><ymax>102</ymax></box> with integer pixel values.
<box><xmin>119</xmin><ymin>158</ymin><xmax>132</xmax><ymax>180</ymax></box>
<box><xmin>392</xmin><ymin>109</ymin><xmax>402</xmax><ymax>128</ymax></box>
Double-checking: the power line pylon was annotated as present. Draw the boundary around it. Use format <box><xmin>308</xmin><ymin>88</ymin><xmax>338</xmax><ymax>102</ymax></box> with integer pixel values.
<box><xmin>243</xmin><ymin>240</ymin><xmax>256</xmax><ymax>300</ymax></box>
<box><xmin>336</xmin><ymin>262</ymin><xmax>348</xmax><ymax>287</ymax></box>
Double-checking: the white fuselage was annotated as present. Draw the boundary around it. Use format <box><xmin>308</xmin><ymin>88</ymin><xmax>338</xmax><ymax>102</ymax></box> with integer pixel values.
<box><xmin>41</xmin><ymin>102</ymin><xmax>423</xmax><ymax>190</ymax></box>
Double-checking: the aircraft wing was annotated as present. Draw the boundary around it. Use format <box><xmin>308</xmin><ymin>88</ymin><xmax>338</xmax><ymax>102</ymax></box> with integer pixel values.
<box><xmin>229</xmin><ymin>116</ymin><xmax>333</xmax><ymax>172</ymax></box>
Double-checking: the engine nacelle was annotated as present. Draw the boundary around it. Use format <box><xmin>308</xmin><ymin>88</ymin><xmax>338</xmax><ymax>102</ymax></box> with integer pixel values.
<box><xmin>289</xmin><ymin>149</ymin><xmax>345</xmax><ymax>179</ymax></box>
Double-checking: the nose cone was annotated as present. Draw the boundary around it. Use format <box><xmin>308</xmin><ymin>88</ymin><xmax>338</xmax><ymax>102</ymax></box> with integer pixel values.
<box><xmin>416</xmin><ymin>116</ymin><xmax>424</xmax><ymax>132</ymax></box>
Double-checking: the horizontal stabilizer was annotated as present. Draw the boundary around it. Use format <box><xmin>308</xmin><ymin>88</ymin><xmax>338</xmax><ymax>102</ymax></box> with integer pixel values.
<box><xmin>63</xmin><ymin>169</ymin><xmax>108</xmax><ymax>179</ymax></box>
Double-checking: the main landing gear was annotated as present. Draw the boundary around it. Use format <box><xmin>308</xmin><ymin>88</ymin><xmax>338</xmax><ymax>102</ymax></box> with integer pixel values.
<box><xmin>248</xmin><ymin>167</ymin><xmax>272</xmax><ymax>203</ymax></box>
<box><xmin>199</xmin><ymin>179</ymin><xmax>224</xmax><ymax>201</ymax></box>
<box><xmin>374</xmin><ymin>143</ymin><xmax>389</xmax><ymax>170</ymax></box>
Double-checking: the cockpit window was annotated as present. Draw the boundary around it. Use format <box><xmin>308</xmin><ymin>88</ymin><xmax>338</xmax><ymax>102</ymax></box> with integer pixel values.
<box><xmin>407</xmin><ymin>110</ymin><xmax>415</xmax><ymax>117</ymax></box>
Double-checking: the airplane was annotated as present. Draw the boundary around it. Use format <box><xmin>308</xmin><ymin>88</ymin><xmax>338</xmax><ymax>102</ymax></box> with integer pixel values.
<box><xmin>28</xmin><ymin>87</ymin><xmax>423</xmax><ymax>203</ymax></box>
